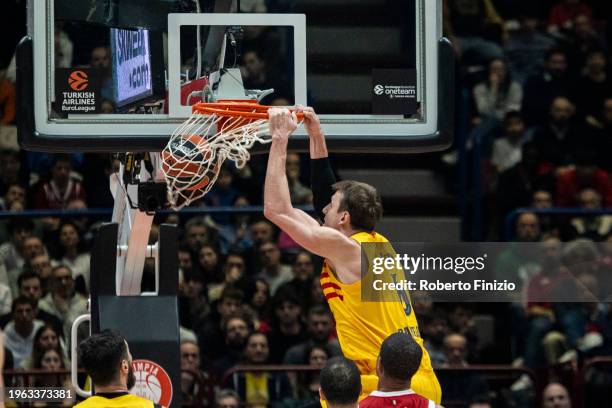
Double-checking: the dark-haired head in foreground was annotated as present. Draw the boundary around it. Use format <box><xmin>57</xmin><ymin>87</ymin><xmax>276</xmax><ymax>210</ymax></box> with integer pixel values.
<box><xmin>319</xmin><ymin>356</ymin><xmax>361</xmax><ymax>408</ymax></box>
<box><xmin>377</xmin><ymin>332</ymin><xmax>423</xmax><ymax>390</ymax></box>
<box><xmin>78</xmin><ymin>329</ymin><xmax>136</xmax><ymax>392</ymax></box>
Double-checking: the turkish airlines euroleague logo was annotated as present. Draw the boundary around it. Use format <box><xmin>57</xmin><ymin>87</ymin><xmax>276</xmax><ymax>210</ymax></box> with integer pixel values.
<box><xmin>68</xmin><ymin>70</ymin><xmax>88</xmax><ymax>91</ymax></box>
<box><xmin>56</xmin><ymin>68</ymin><xmax>100</xmax><ymax>113</ymax></box>
<box><xmin>131</xmin><ymin>359</ymin><xmax>173</xmax><ymax>407</ymax></box>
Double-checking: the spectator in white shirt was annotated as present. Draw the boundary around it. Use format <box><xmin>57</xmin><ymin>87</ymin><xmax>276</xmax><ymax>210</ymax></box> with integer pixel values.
<box><xmin>0</xmin><ymin>271</ymin><xmax>63</xmax><ymax>336</ymax></box>
<box><xmin>38</xmin><ymin>265</ymin><xmax>87</xmax><ymax>346</ymax></box>
<box><xmin>473</xmin><ymin>59</ymin><xmax>523</xmax><ymax>121</ymax></box>
<box><xmin>8</xmin><ymin>235</ymin><xmax>47</xmax><ymax>294</ymax></box>
<box><xmin>53</xmin><ymin>221</ymin><xmax>90</xmax><ymax>294</ymax></box>
<box><xmin>0</xmin><ymin>282</ymin><xmax>12</xmax><ymax>315</ymax></box>
<box><xmin>29</xmin><ymin>254</ymin><xmax>53</xmax><ymax>295</ymax></box>
<box><xmin>4</xmin><ymin>296</ymin><xmax>44</xmax><ymax>368</ymax></box>
<box><xmin>0</xmin><ymin>219</ymin><xmax>34</xmax><ymax>291</ymax></box>
<box><xmin>491</xmin><ymin>111</ymin><xmax>531</xmax><ymax>172</ymax></box>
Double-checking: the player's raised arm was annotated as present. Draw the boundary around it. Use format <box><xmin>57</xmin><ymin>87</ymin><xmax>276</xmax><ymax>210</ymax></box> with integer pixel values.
<box><xmin>262</xmin><ymin>107</ymin><xmax>299</xmax><ymax>218</ymax></box>
<box><xmin>296</xmin><ymin>106</ymin><xmax>336</xmax><ymax>221</ymax></box>
<box><xmin>298</xmin><ymin>105</ymin><xmax>328</xmax><ymax>159</ymax></box>
<box><xmin>263</xmin><ymin>108</ymin><xmax>359</xmax><ymax>274</ymax></box>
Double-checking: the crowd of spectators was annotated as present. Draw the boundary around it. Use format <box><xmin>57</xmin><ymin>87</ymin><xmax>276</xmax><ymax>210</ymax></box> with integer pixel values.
<box><xmin>0</xmin><ymin>0</ymin><xmax>611</xmax><ymax>407</ymax></box>
<box><xmin>445</xmin><ymin>0</ymin><xmax>612</xmax><ymax>237</ymax></box>
<box><xmin>442</xmin><ymin>0</ymin><xmax>612</xmax><ymax>406</ymax></box>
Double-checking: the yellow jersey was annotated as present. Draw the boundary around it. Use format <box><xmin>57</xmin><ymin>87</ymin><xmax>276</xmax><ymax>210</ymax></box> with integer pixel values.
<box><xmin>320</xmin><ymin>231</ymin><xmax>441</xmax><ymax>403</ymax></box>
<box><xmin>74</xmin><ymin>393</ymin><xmax>157</xmax><ymax>408</ymax></box>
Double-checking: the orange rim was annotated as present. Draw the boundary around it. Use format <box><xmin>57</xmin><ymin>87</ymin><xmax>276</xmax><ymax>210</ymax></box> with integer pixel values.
<box><xmin>192</xmin><ymin>100</ymin><xmax>305</xmax><ymax>120</ymax></box>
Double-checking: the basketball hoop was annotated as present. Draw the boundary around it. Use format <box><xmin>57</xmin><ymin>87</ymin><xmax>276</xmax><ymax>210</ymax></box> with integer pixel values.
<box><xmin>162</xmin><ymin>100</ymin><xmax>303</xmax><ymax>210</ymax></box>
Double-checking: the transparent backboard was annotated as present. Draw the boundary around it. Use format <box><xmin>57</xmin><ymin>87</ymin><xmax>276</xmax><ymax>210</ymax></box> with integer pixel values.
<box><xmin>18</xmin><ymin>0</ymin><xmax>453</xmax><ymax>153</ymax></box>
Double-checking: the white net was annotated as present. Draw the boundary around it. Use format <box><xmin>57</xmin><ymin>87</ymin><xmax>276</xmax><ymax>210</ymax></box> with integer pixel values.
<box><xmin>162</xmin><ymin>111</ymin><xmax>271</xmax><ymax>210</ymax></box>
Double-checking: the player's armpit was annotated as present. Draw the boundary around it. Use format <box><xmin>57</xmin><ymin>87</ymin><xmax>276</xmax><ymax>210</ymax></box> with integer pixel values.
<box><xmin>265</xmin><ymin>207</ymin><xmax>359</xmax><ymax>262</ymax></box>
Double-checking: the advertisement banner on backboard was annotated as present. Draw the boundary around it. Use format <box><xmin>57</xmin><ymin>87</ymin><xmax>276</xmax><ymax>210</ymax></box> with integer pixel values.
<box><xmin>54</xmin><ymin>68</ymin><xmax>102</xmax><ymax>114</ymax></box>
<box><xmin>372</xmin><ymin>69</ymin><xmax>417</xmax><ymax>115</ymax></box>
<box><xmin>111</xmin><ymin>28</ymin><xmax>153</xmax><ymax>107</ymax></box>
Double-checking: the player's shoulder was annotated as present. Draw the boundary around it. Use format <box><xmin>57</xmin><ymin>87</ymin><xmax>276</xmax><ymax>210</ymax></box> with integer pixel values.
<box><xmin>350</xmin><ymin>230</ymin><xmax>389</xmax><ymax>243</ymax></box>
<box><xmin>75</xmin><ymin>394</ymin><xmax>155</xmax><ymax>408</ymax></box>
<box><xmin>360</xmin><ymin>390</ymin><xmax>434</xmax><ymax>408</ymax></box>
<box><xmin>358</xmin><ymin>394</ymin><xmax>381</xmax><ymax>408</ymax></box>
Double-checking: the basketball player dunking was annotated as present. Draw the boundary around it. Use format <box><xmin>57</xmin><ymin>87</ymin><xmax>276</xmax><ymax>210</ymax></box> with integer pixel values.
<box><xmin>263</xmin><ymin>107</ymin><xmax>441</xmax><ymax>403</ymax></box>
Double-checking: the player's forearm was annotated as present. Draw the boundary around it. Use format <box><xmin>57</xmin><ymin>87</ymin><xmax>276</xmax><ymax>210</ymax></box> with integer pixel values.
<box><xmin>264</xmin><ymin>138</ymin><xmax>294</xmax><ymax>218</ymax></box>
<box><xmin>311</xmin><ymin>157</ymin><xmax>336</xmax><ymax>219</ymax></box>
<box><xmin>309</xmin><ymin>129</ymin><xmax>328</xmax><ymax>159</ymax></box>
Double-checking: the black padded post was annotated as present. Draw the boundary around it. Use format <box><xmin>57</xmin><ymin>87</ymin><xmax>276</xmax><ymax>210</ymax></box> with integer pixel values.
<box><xmin>158</xmin><ymin>223</ymin><xmax>179</xmax><ymax>295</ymax></box>
<box><xmin>89</xmin><ymin>223</ymin><xmax>182</xmax><ymax>406</ymax></box>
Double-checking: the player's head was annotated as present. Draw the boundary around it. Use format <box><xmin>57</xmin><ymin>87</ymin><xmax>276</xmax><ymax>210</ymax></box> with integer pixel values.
<box><xmin>376</xmin><ymin>332</ymin><xmax>422</xmax><ymax>386</ymax></box>
<box><xmin>78</xmin><ymin>329</ymin><xmax>136</xmax><ymax>391</ymax></box>
<box><xmin>319</xmin><ymin>356</ymin><xmax>361</xmax><ymax>408</ymax></box>
<box><xmin>323</xmin><ymin>180</ymin><xmax>382</xmax><ymax>233</ymax></box>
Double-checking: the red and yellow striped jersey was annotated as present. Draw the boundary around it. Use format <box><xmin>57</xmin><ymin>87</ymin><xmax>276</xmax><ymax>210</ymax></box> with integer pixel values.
<box><xmin>320</xmin><ymin>231</ymin><xmax>441</xmax><ymax>403</ymax></box>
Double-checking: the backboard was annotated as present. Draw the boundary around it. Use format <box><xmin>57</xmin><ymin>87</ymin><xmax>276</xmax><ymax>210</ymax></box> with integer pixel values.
<box><xmin>17</xmin><ymin>0</ymin><xmax>453</xmax><ymax>153</ymax></box>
